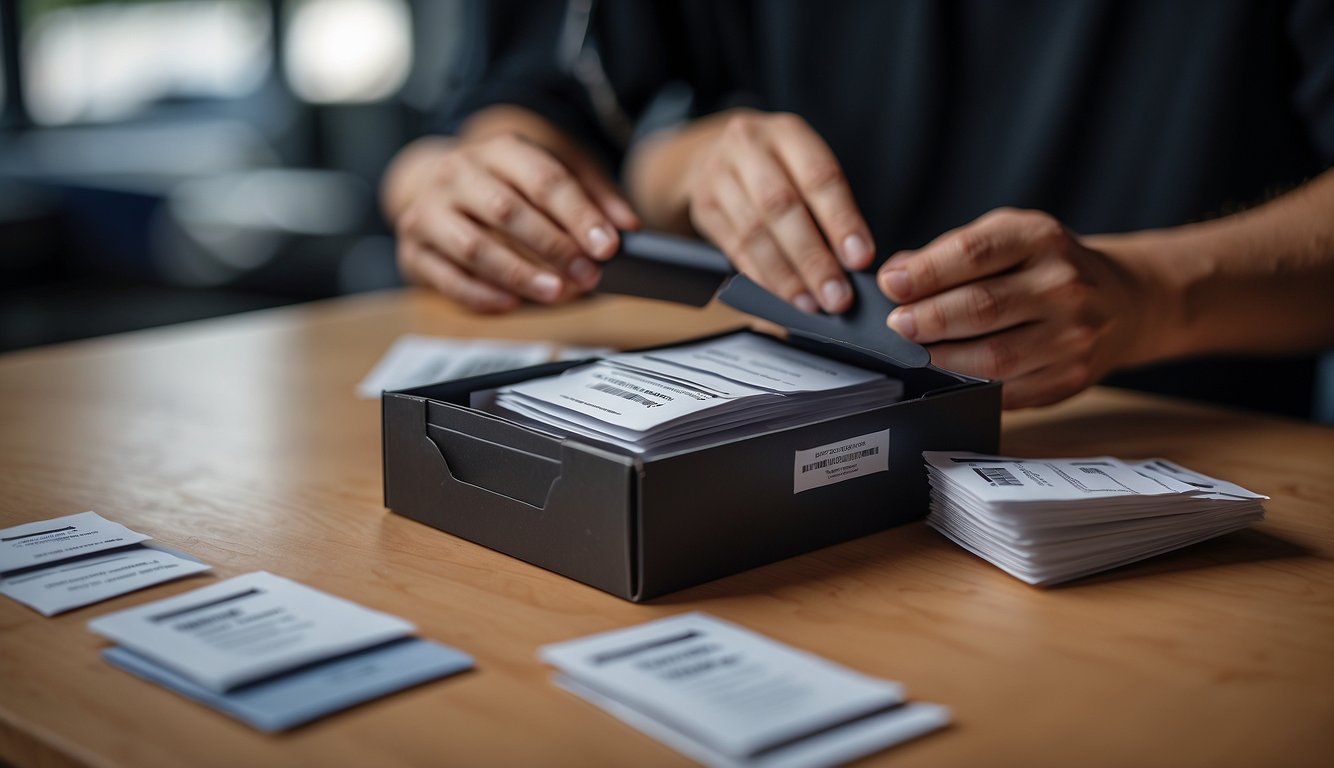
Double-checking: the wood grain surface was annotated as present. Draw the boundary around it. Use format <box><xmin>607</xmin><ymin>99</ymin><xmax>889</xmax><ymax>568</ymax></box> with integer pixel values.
<box><xmin>0</xmin><ymin>289</ymin><xmax>1330</xmax><ymax>768</ymax></box>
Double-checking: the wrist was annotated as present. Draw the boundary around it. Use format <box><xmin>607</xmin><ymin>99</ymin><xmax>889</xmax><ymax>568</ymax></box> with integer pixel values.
<box><xmin>625</xmin><ymin>127</ymin><xmax>695</xmax><ymax>233</ymax></box>
<box><xmin>1085</xmin><ymin>230</ymin><xmax>1199</xmax><ymax>369</ymax></box>
<box><xmin>626</xmin><ymin>108</ymin><xmax>756</xmax><ymax>234</ymax></box>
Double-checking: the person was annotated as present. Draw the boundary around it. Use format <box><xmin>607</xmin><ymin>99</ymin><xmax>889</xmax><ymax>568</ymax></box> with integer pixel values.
<box><xmin>382</xmin><ymin>1</ymin><xmax>1334</xmax><ymax>411</ymax></box>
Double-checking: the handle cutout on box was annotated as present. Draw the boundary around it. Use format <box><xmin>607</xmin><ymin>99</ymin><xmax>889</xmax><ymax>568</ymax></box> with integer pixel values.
<box><xmin>427</xmin><ymin>425</ymin><xmax>560</xmax><ymax>508</ymax></box>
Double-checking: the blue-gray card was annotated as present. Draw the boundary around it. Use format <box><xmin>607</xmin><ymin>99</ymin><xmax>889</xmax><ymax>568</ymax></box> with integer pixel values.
<box><xmin>103</xmin><ymin>637</ymin><xmax>474</xmax><ymax>732</ymax></box>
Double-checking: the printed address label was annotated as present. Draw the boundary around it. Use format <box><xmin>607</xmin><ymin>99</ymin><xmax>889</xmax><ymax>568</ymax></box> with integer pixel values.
<box><xmin>793</xmin><ymin>428</ymin><xmax>890</xmax><ymax>493</ymax></box>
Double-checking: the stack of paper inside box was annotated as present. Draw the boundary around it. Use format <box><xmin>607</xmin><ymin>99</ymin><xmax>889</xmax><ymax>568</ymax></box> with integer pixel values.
<box><xmin>923</xmin><ymin>452</ymin><xmax>1267</xmax><ymax>585</ymax></box>
<box><xmin>486</xmin><ymin>332</ymin><xmax>903</xmax><ymax>455</ymax></box>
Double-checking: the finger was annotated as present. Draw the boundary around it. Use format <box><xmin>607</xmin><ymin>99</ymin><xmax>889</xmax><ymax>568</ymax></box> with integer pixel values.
<box><xmin>571</xmin><ymin>162</ymin><xmax>641</xmax><ymax>232</ymax></box>
<box><xmin>887</xmin><ymin>271</ymin><xmax>1049</xmax><ymax>344</ymax></box>
<box><xmin>924</xmin><ymin>319</ymin><xmax>1088</xmax><ymax>382</ymax></box>
<box><xmin>768</xmin><ymin>114</ymin><xmax>875</xmax><ymax>270</ymax></box>
<box><xmin>451</xmin><ymin>167</ymin><xmax>601</xmax><ymax>291</ymax></box>
<box><xmin>413</xmin><ymin>209</ymin><xmax>566</xmax><ymax>303</ymax></box>
<box><xmin>732</xmin><ymin>136</ymin><xmax>850</xmax><ymax>313</ymax></box>
<box><xmin>400</xmin><ymin>241</ymin><xmax>520</xmax><ymax>313</ymax></box>
<box><xmin>491</xmin><ymin>228</ymin><xmax>589</xmax><ymax>304</ymax></box>
<box><xmin>878</xmin><ymin>209</ymin><xmax>1058</xmax><ymax>302</ymax></box>
<box><xmin>480</xmin><ymin>137</ymin><xmax>620</xmax><ymax>261</ymax></box>
<box><xmin>705</xmin><ymin>170</ymin><xmax>818</xmax><ymax>313</ymax></box>
<box><xmin>996</xmin><ymin>361</ymin><xmax>1095</xmax><ymax>410</ymax></box>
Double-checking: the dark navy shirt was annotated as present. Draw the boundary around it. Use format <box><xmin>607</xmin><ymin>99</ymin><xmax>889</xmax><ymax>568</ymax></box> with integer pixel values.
<box><xmin>443</xmin><ymin>0</ymin><xmax>1334</xmax><ymax>415</ymax></box>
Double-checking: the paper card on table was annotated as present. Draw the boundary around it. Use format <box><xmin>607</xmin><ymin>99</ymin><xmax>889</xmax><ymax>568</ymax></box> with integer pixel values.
<box><xmin>88</xmin><ymin>571</ymin><xmax>414</xmax><ymax>692</ymax></box>
<box><xmin>0</xmin><ymin>511</ymin><xmax>151</xmax><ymax>573</ymax></box>
<box><xmin>104</xmin><ymin>637</ymin><xmax>473</xmax><ymax>732</ymax></box>
<box><xmin>540</xmin><ymin>612</ymin><xmax>946</xmax><ymax>767</ymax></box>
<box><xmin>0</xmin><ymin>544</ymin><xmax>211</xmax><ymax>616</ymax></box>
<box><xmin>556</xmin><ymin>675</ymin><xmax>950</xmax><ymax>768</ymax></box>
<box><xmin>357</xmin><ymin>334</ymin><xmax>555</xmax><ymax>398</ymax></box>
<box><xmin>924</xmin><ymin>452</ymin><xmax>1267</xmax><ymax>586</ymax></box>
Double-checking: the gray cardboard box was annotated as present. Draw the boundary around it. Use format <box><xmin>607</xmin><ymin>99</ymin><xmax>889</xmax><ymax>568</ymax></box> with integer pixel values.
<box><xmin>382</xmin><ymin>234</ymin><xmax>1001</xmax><ymax>601</ymax></box>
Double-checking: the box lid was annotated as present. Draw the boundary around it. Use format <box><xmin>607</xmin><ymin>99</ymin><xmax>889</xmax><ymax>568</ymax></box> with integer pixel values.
<box><xmin>598</xmin><ymin>231</ymin><xmax>930</xmax><ymax>369</ymax></box>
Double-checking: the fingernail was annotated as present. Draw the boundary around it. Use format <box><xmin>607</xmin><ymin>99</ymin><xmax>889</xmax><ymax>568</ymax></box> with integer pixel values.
<box><xmin>587</xmin><ymin>226</ymin><xmax>615</xmax><ymax>259</ymax></box>
<box><xmin>883</xmin><ymin>269</ymin><xmax>911</xmax><ymax>299</ymax></box>
<box><xmin>568</xmin><ymin>258</ymin><xmax>600</xmax><ymax>288</ymax></box>
<box><xmin>793</xmin><ymin>292</ymin><xmax>819</xmax><ymax>314</ymax></box>
<box><xmin>531</xmin><ymin>272</ymin><xmax>563</xmax><ymax>301</ymax></box>
<box><xmin>888</xmin><ymin>308</ymin><xmax>917</xmax><ymax>339</ymax></box>
<box><xmin>842</xmin><ymin>234</ymin><xmax>872</xmax><ymax>269</ymax></box>
<box><xmin>820</xmin><ymin>279</ymin><xmax>851</xmax><ymax>312</ymax></box>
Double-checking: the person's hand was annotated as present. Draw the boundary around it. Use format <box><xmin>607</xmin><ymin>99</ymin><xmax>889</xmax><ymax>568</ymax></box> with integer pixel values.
<box><xmin>878</xmin><ymin>208</ymin><xmax>1151</xmax><ymax>409</ymax></box>
<box><xmin>394</xmin><ymin>133</ymin><xmax>639</xmax><ymax>312</ymax></box>
<box><xmin>683</xmin><ymin>110</ymin><xmax>876</xmax><ymax>314</ymax></box>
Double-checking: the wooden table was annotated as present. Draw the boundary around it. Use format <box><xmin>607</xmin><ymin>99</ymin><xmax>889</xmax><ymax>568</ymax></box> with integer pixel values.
<box><xmin>1</xmin><ymin>289</ymin><xmax>1331</xmax><ymax>768</ymax></box>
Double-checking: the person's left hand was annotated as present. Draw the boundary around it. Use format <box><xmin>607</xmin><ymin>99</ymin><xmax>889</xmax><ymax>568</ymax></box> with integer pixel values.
<box><xmin>877</xmin><ymin>208</ymin><xmax>1151</xmax><ymax>409</ymax></box>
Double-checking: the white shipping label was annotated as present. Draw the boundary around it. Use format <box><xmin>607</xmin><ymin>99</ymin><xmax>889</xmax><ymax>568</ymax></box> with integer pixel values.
<box><xmin>88</xmin><ymin>571</ymin><xmax>415</xmax><ymax>692</ymax></box>
<box><xmin>793</xmin><ymin>429</ymin><xmax>890</xmax><ymax>494</ymax></box>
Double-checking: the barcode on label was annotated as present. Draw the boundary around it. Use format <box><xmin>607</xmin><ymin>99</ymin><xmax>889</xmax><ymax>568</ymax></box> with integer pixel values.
<box><xmin>588</xmin><ymin>382</ymin><xmax>663</xmax><ymax>408</ymax></box>
<box><xmin>974</xmin><ymin>467</ymin><xmax>1022</xmax><ymax>486</ymax></box>
<box><xmin>801</xmin><ymin>447</ymin><xmax>879</xmax><ymax>473</ymax></box>
<box><xmin>793</xmin><ymin>428</ymin><xmax>889</xmax><ymax>493</ymax></box>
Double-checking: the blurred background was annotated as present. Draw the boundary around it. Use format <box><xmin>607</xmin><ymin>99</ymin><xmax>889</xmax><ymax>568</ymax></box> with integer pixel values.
<box><xmin>0</xmin><ymin>0</ymin><xmax>461</xmax><ymax>351</ymax></box>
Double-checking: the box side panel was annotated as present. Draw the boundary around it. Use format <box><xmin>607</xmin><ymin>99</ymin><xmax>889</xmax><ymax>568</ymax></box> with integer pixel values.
<box><xmin>382</xmin><ymin>393</ymin><xmax>637</xmax><ymax>598</ymax></box>
<box><xmin>635</xmin><ymin>382</ymin><xmax>1000</xmax><ymax>600</ymax></box>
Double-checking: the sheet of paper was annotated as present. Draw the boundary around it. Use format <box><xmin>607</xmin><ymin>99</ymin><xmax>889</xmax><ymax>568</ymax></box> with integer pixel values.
<box><xmin>357</xmin><ymin>334</ymin><xmax>555</xmax><ymax>398</ymax></box>
<box><xmin>554</xmin><ymin>344</ymin><xmax>617</xmax><ymax>361</ymax></box>
<box><xmin>0</xmin><ymin>511</ymin><xmax>151</xmax><ymax>573</ymax></box>
<box><xmin>503</xmin><ymin>362</ymin><xmax>768</xmax><ymax>433</ymax></box>
<box><xmin>1131</xmin><ymin>458</ymin><xmax>1269</xmax><ymax>501</ymax></box>
<box><xmin>557</xmin><ymin>675</ymin><xmax>950</xmax><ymax>768</ymax></box>
<box><xmin>540</xmin><ymin>612</ymin><xmax>925</xmax><ymax>761</ymax></box>
<box><xmin>104</xmin><ymin>637</ymin><xmax>473</xmax><ymax>732</ymax></box>
<box><xmin>88</xmin><ymin>571</ymin><xmax>415</xmax><ymax>692</ymax></box>
<box><xmin>634</xmin><ymin>333</ymin><xmax>884</xmax><ymax>392</ymax></box>
<box><xmin>923</xmin><ymin>452</ymin><xmax>1184</xmax><ymax>504</ymax></box>
<box><xmin>0</xmin><ymin>544</ymin><xmax>211</xmax><ymax>616</ymax></box>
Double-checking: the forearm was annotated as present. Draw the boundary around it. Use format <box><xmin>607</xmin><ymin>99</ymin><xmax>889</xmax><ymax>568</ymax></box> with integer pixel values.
<box><xmin>1090</xmin><ymin>169</ymin><xmax>1334</xmax><ymax>366</ymax></box>
<box><xmin>381</xmin><ymin>105</ymin><xmax>600</xmax><ymax>223</ymax></box>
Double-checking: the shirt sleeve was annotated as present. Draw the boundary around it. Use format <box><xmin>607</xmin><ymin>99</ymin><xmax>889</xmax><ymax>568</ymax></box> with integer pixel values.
<box><xmin>434</xmin><ymin>1</ymin><xmax>762</xmax><ymax>173</ymax></box>
<box><xmin>434</xmin><ymin>0</ymin><xmax>619</xmax><ymax>168</ymax></box>
<box><xmin>1290</xmin><ymin>0</ymin><xmax>1334</xmax><ymax>164</ymax></box>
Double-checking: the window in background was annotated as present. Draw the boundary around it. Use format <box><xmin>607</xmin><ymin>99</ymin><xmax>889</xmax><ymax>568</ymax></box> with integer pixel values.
<box><xmin>284</xmin><ymin>0</ymin><xmax>410</xmax><ymax>104</ymax></box>
<box><xmin>22</xmin><ymin>0</ymin><xmax>271</xmax><ymax>125</ymax></box>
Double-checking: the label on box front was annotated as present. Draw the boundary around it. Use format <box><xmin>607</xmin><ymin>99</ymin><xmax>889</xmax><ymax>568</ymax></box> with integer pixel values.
<box><xmin>793</xmin><ymin>429</ymin><xmax>890</xmax><ymax>493</ymax></box>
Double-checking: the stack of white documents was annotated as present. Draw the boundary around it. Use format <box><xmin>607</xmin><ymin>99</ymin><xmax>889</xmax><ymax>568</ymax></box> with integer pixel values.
<box><xmin>541</xmin><ymin>612</ymin><xmax>949</xmax><ymax>768</ymax></box>
<box><xmin>924</xmin><ymin>453</ymin><xmax>1267</xmax><ymax>586</ymax></box>
<box><xmin>357</xmin><ymin>334</ymin><xmax>612</xmax><ymax>398</ymax></box>
<box><xmin>488</xmin><ymin>333</ymin><xmax>903</xmax><ymax>455</ymax></box>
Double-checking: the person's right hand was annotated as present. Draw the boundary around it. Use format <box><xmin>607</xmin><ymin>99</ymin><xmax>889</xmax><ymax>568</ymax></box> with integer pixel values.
<box><xmin>682</xmin><ymin>110</ymin><xmax>876</xmax><ymax>314</ymax></box>
<box><xmin>394</xmin><ymin>133</ymin><xmax>639</xmax><ymax>312</ymax></box>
